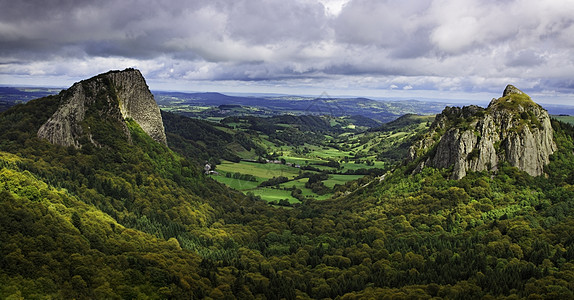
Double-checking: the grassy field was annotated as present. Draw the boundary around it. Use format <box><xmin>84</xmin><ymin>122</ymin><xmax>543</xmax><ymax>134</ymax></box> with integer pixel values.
<box><xmin>202</xmin><ymin>114</ymin><xmax>430</xmax><ymax>203</ymax></box>
<box><xmin>553</xmin><ymin>115</ymin><xmax>574</xmax><ymax>125</ymax></box>
<box><xmin>323</xmin><ymin>174</ymin><xmax>364</xmax><ymax>188</ymax></box>
<box><xmin>279</xmin><ymin>178</ymin><xmax>308</xmax><ymax>190</ymax></box>
<box><xmin>157</xmin><ymin>95</ymin><xmax>436</xmax><ymax>205</ymax></box>
<box><xmin>214</xmin><ymin>126</ymin><xmax>235</xmax><ymax>134</ymax></box>
<box><xmin>340</xmin><ymin>161</ymin><xmax>385</xmax><ymax>170</ymax></box>
<box><xmin>216</xmin><ymin>160</ymin><xmax>301</xmax><ymax>180</ymax></box>
<box><xmin>280</xmin><ymin>155</ymin><xmax>324</xmax><ymax>165</ymax></box>
<box><xmin>211</xmin><ymin>159</ymin><xmax>372</xmax><ymax>203</ymax></box>
<box><xmin>250</xmin><ymin>188</ymin><xmax>298</xmax><ymax>203</ymax></box>
<box><xmin>212</xmin><ymin>175</ymin><xmax>260</xmax><ymax>190</ymax></box>
<box><xmin>308</xmin><ymin>147</ymin><xmax>350</xmax><ymax>159</ymax></box>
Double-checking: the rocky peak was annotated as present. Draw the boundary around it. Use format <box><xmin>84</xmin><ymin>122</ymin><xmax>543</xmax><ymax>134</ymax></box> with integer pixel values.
<box><xmin>37</xmin><ymin>68</ymin><xmax>167</xmax><ymax>148</ymax></box>
<box><xmin>408</xmin><ymin>85</ymin><xmax>556</xmax><ymax>179</ymax></box>
<box><xmin>502</xmin><ymin>84</ymin><xmax>524</xmax><ymax>97</ymax></box>
<box><xmin>105</xmin><ymin>69</ymin><xmax>167</xmax><ymax>145</ymax></box>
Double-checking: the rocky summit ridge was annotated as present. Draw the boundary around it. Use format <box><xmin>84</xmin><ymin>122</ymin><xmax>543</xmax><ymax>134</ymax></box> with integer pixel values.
<box><xmin>408</xmin><ymin>85</ymin><xmax>556</xmax><ymax>179</ymax></box>
<box><xmin>37</xmin><ymin>68</ymin><xmax>167</xmax><ymax>148</ymax></box>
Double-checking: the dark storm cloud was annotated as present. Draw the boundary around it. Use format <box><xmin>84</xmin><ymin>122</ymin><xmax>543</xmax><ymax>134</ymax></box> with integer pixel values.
<box><xmin>1</xmin><ymin>0</ymin><xmax>212</xmax><ymax>59</ymax></box>
<box><xmin>225</xmin><ymin>0</ymin><xmax>327</xmax><ymax>44</ymax></box>
<box><xmin>0</xmin><ymin>0</ymin><xmax>329</xmax><ymax>62</ymax></box>
<box><xmin>1</xmin><ymin>0</ymin><xmax>574</xmax><ymax>100</ymax></box>
<box><xmin>539</xmin><ymin>78</ymin><xmax>574</xmax><ymax>92</ymax></box>
<box><xmin>506</xmin><ymin>49</ymin><xmax>546</xmax><ymax>68</ymax></box>
<box><xmin>334</xmin><ymin>0</ymin><xmax>431</xmax><ymax>47</ymax></box>
<box><xmin>0</xmin><ymin>0</ymin><xmax>91</xmax><ymax>22</ymax></box>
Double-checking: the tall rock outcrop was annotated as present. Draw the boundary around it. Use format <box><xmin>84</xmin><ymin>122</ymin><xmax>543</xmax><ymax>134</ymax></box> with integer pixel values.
<box><xmin>408</xmin><ymin>85</ymin><xmax>556</xmax><ymax>179</ymax></box>
<box><xmin>38</xmin><ymin>68</ymin><xmax>167</xmax><ymax>148</ymax></box>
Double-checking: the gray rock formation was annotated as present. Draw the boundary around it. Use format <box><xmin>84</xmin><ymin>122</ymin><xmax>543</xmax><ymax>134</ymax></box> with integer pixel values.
<box><xmin>408</xmin><ymin>85</ymin><xmax>556</xmax><ymax>179</ymax></box>
<box><xmin>108</xmin><ymin>69</ymin><xmax>167</xmax><ymax>145</ymax></box>
<box><xmin>38</xmin><ymin>68</ymin><xmax>167</xmax><ymax>147</ymax></box>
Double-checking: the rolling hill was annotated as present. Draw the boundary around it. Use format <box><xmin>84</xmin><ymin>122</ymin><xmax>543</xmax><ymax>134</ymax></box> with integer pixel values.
<box><xmin>1</xmin><ymin>70</ymin><xmax>573</xmax><ymax>299</ymax></box>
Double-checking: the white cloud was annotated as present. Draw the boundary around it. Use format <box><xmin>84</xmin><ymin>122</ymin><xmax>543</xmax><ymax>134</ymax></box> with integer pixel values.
<box><xmin>318</xmin><ymin>0</ymin><xmax>351</xmax><ymax>16</ymax></box>
<box><xmin>0</xmin><ymin>0</ymin><xmax>573</xmax><ymax>103</ymax></box>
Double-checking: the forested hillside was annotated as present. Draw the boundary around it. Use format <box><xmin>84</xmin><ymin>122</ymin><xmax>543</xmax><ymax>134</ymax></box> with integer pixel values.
<box><xmin>1</xmin><ymin>79</ymin><xmax>574</xmax><ymax>299</ymax></box>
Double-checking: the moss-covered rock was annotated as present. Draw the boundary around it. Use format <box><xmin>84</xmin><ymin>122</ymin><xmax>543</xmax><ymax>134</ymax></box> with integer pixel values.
<box><xmin>37</xmin><ymin>69</ymin><xmax>167</xmax><ymax>148</ymax></box>
<box><xmin>409</xmin><ymin>85</ymin><xmax>556</xmax><ymax>179</ymax></box>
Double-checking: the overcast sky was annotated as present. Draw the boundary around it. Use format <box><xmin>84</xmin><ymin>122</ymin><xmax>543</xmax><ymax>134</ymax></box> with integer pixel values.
<box><xmin>1</xmin><ymin>0</ymin><xmax>573</xmax><ymax>104</ymax></box>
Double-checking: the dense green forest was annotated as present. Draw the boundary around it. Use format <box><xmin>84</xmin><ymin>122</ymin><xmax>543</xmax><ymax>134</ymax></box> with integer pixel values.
<box><xmin>1</xmin><ymin>93</ymin><xmax>574</xmax><ymax>299</ymax></box>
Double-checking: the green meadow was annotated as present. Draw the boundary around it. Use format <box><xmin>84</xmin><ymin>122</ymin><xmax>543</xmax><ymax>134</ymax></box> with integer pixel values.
<box><xmin>216</xmin><ymin>160</ymin><xmax>301</xmax><ymax>180</ymax></box>
<box><xmin>200</xmin><ymin>113</ymin><xmax>432</xmax><ymax>204</ymax></box>
<box><xmin>250</xmin><ymin>188</ymin><xmax>298</xmax><ymax>203</ymax></box>
<box><xmin>323</xmin><ymin>174</ymin><xmax>364</xmax><ymax>188</ymax></box>
<box><xmin>211</xmin><ymin>158</ymin><xmax>374</xmax><ymax>203</ymax></box>
<box><xmin>552</xmin><ymin>115</ymin><xmax>574</xmax><ymax>125</ymax></box>
<box><xmin>212</xmin><ymin>174</ymin><xmax>260</xmax><ymax>190</ymax></box>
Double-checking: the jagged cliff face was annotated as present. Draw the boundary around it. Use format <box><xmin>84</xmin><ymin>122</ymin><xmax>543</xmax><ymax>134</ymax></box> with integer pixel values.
<box><xmin>109</xmin><ymin>69</ymin><xmax>167</xmax><ymax>145</ymax></box>
<box><xmin>37</xmin><ymin>69</ymin><xmax>167</xmax><ymax>148</ymax></box>
<box><xmin>408</xmin><ymin>85</ymin><xmax>556</xmax><ymax>179</ymax></box>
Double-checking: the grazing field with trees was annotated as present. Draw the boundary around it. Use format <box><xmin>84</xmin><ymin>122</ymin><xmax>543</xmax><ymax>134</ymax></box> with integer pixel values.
<box><xmin>161</xmin><ymin>110</ymin><xmax>432</xmax><ymax>203</ymax></box>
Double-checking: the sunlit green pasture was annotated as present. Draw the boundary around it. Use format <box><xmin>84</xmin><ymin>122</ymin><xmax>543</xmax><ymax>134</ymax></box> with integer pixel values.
<box><xmin>306</xmin><ymin>145</ymin><xmax>351</xmax><ymax>159</ymax></box>
<box><xmin>553</xmin><ymin>115</ymin><xmax>574</xmax><ymax>125</ymax></box>
<box><xmin>216</xmin><ymin>160</ymin><xmax>300</xmax><ymax>180</ymax></box>
<box><xmin>323</xmin><ymin>174</ymin><xmax>364</xmax><ymax>188</ymax></box>
<box><xmin>211</xmin><ymin>174</ymin><xmax>261</xmax><ymax>190</ymax></box>
<box><xmin>279</xmin><ymin>155</ymin><xmax>324</xmax><ymax>165</ymax></box>
<box><xmin>214</xmin><ymin>126</ymin><xmax>235</xmax><ymax>134</ymax></box>
<box><xmin>213</xmin><ymin>161</ymin><xmax>370</xmax><ymax>203</ymax></box>
<box><xmin>205</xmin><ymin>117</ymin><xmax>224</xmax><ymax>122</ymax></box>
<box><xmin>250</xmin><ymin>188</ymin><xmax>298</xmax><ymax>203</ymax></box>
<box><xmin>212</xmin><ymin>138</ymin><xmax>383</xmax><ymax>203</ymax></box>
<box><xmin>279</xmin><ymin>178</ymin><xmax>307</xmax><ymax>190</ymax></box>
<box><xmin>340</xmin><ymin>161</ymin><xmax>385</xmax><ymax>170</ymax></box>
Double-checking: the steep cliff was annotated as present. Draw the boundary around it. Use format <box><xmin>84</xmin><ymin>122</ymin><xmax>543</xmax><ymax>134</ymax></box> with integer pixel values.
<box><xmin>37</xmin><ymin>68</ymin><xmax>167</xmax><ymax>148</ymax></box>
<box><xmin>408</xmin><ymin>85</ymin><xmax>556</xmax><ymax>179</ymax></box>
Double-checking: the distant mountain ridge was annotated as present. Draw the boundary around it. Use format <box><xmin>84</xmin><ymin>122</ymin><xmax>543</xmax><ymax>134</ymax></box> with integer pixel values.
<box><xmin>37</xmin><ymin>69</ymin><xmax>167</xmax><ymax>148</ymax></box>
<box><xmin>409</xmin><ymin>85</ymin><xmax>556</xmax><ymax>179</ymax></box>
<box><xmin>154</xmin><ymin>91</ymin><xmax>449</xmax><ymax>122</ymax></box>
